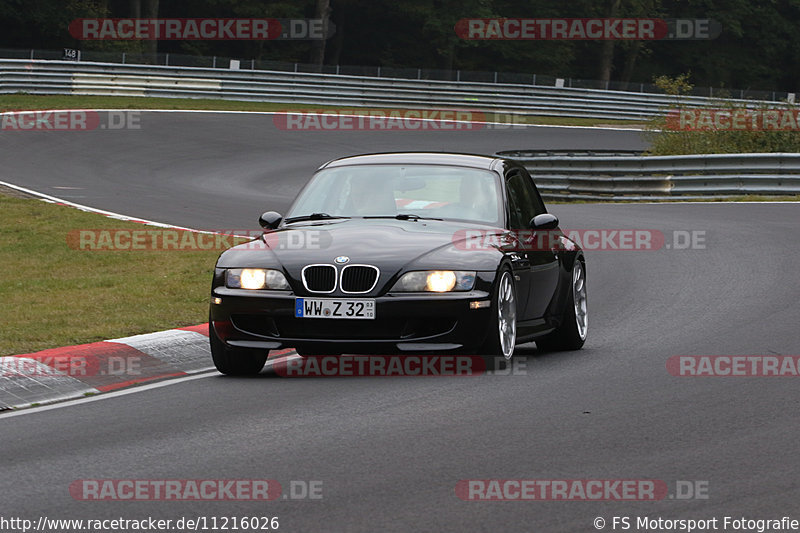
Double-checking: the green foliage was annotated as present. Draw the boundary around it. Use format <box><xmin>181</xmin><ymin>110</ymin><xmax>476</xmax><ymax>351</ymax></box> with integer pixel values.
<box><xmin>652</xmin><ymin>72</ymin><xmax>693</xmax><ymax>96</ymax></box>
<box><xmin>647</xmin><ymin>88</ymin><xmax>800</xmax><ymax>155</ymax></box>
<box><xmin>2</xmin><ymin>0</ymin><xmax>800</xmax><ymax>92</ymax></box>
<box><xmin>648</xmin><ymin>126</ymin><xmax>800</xmax><ymax>155</ymax></box>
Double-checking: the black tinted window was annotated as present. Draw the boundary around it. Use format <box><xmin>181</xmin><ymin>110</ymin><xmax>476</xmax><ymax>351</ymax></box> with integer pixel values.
<box><xmin>505</xmin><ymin>171</ymin><xmax>539</xmax><ymax>229</ymax></box>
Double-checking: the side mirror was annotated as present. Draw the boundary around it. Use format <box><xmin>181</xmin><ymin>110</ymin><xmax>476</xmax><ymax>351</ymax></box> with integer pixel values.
<box><xmin>259</xmin><ymin>211</ymin><xmax>283</xmax><ymax>230</ymax></box>
<box><xmin>530</xmin><ymin>213</ymin><xmax>559</xmax><ymax>231</ymax></box>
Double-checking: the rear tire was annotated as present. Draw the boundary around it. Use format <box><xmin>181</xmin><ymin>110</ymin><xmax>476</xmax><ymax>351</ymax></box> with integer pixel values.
<box><xmin>536</xmin><ymin>259</ymin><xmax>587</xmax><ymax>352</ymax></box>
<box><xmin>479</xmin><ymin>268</ymin><xmax>517</xmax><ymax>372</ymax></box>
<box><xmin>209</xmin><ymin>321</ymin><xmax>268</xmax><ymax>375</ymax></box>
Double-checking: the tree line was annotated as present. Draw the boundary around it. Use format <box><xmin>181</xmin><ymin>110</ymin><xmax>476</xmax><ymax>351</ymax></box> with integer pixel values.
<box><xmin>1</xmin><ymin>0</ymin><xmax>798</xmax><ymax>92</ymax></box>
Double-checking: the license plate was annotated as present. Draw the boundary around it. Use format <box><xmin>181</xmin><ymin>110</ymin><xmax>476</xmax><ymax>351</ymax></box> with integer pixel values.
<box><xmin>295</xmin><ymin>298</ymin><xmax>375</xmax><ymax>319</ymax></box>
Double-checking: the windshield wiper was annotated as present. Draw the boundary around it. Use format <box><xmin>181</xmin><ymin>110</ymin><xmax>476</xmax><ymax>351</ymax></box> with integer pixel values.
<box><xmin>284</xmin><ymin>213</ymin><xmax>350</xmax><ymax>223</ymax></box>
<box><xmin>364</xmin><ymin>213</ymin><xmax>443</xmax><ymax>221</ymax></box>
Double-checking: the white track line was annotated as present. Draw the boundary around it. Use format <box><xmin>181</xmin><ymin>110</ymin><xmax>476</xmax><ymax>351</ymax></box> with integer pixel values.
<box><xmin>0</xmin><ymin>371</ymin><xmax>217</xmax><ymax>419</ymax></box>
<box><xmin>0</xmin><ymin>180</ymin><xmax>201</xmax><ymax>230</ymax></box>
<box><xmin>0</xmin><ymin>355</ymin><xmax>300</xmax><ymax>419</ymax></box>
<box><xmin>0</xmin><ymin>180</ymin><xmax>260</xmax><ymax>235</ymax></box>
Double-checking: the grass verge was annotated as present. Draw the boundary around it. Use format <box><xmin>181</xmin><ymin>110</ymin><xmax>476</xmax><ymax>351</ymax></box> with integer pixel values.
<box><xmin>0</xmin><ymin>94</ymin><xmax>644</xmax><ymax>128</ymax></box>
<box><xmin>0</xmin><ymin>191</ymin><xmax>243</xmax><ymax>356</ymax></box>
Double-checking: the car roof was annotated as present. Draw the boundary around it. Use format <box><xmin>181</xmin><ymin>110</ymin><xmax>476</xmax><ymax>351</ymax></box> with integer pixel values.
<box><xmin>319</xmin><ymin>152</ymin><xmax>504</xmax><ymax>171</ymax></box>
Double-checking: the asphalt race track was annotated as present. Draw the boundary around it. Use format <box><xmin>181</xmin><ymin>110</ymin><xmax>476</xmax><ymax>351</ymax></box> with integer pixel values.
<box><xmin>0</xmin><ymin>112</ymin><xmax>647</xmax><ymax>228</ymax></box>
<box><xmin>2</xmin><ymin>112</ymin><xmax>799</xmax><ymax>532</ymax></box>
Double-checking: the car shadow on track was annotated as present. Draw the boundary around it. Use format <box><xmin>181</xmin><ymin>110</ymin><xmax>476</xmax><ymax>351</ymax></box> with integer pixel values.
<box><xmin>511</xmin><ymin>341</ymin><xmax>595</xmax><ymax>368</ymax></box>
<box><xmin>207</xmin><ymin>343</ymin><xmax>593</xmax><ymax>379</ymax></box>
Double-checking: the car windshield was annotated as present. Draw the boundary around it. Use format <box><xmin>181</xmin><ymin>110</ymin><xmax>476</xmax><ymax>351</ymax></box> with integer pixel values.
<box><xmin>286</xmin><ymin>164</ymin><xmax>502</xmax><ymax>225</ymax></box>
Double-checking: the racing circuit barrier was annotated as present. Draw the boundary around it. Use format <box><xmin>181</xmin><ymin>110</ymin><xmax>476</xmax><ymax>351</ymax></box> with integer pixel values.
<box><xmin>3</xmin><ymin>59</ymin><xmax>799</xmax><ymax>199</ymax></box>
<box><xmin>0</xmin><ymin>58</ymin><xmax>789</xmax><ymax>120</ymax></box>
<box><xmin>499</xmin><ymin>151</ymin><xmax>800</xmax><ymax>200</ymax></box>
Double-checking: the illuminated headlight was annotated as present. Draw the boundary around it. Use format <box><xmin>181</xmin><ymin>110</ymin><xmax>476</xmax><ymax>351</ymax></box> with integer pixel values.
<box><xmin>226</xmin><ymin>268</ymin><xmax>290</xmax><ymax>290</ymax></box>
<box><xmin>391</xmin><ymin>271</ymin><xmax>476</xmax><ymax>292</ymax></box>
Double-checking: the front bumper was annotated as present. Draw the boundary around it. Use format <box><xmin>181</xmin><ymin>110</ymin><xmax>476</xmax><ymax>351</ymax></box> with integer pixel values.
<box><xmin>209</xmin><ymin>286</ymin><xmax>494</xmax><ymax>354</ymax></box>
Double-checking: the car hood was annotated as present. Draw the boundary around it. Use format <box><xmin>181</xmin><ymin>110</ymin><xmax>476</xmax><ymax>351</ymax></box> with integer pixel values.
<box><xmin>216</xmin><ymin>218</ymin><xmax>505</xmax><ymax>274</ymax></box>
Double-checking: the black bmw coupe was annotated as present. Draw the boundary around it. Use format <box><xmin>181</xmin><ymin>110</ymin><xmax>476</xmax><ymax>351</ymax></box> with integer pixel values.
<box><xmin>209</xmin><ymin>152</ymin><xmax>587</xmax><ymax>375</ymax></box>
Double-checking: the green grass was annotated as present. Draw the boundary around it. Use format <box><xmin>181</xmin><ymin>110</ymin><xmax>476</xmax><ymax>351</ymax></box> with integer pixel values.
<box><xmin>0</xmin><ymin>94</ymin><xmax>642</xmax><ymax>128</ymax></box>
<box><xmin>0</xmin><ymin>193</ymin><xmax>247</xmax><ymax>356</ymax></box>
<box><xmin>645</xmin><ymin>102</ymin><xmax>800</xmax><ymax>155</ymax></box>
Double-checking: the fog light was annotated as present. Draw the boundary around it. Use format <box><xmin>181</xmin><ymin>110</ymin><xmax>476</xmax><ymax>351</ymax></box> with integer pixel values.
<box><xmin>212</xmin><ymin>297</ymin><xmax>222</xmax><ymax>305</ymax></box>
<box><xmin>470</xmin><ymin>300</ymin><xmax>491</xmax><ymax>309</ymax></box>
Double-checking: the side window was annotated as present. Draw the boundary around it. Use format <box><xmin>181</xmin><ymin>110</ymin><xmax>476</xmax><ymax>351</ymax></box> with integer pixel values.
<box><xmin>505</xmin><ymin>171</ymin><xmax>538</xmax><ymax>229</ymax></box>
<box><xmin>524</xmin><ymin>170</ymin><xmax>547</xmax><ymax>216</ymax></box>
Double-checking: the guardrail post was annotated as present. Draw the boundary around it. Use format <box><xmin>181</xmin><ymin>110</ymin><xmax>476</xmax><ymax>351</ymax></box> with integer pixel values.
<box><xmin>0</xmin><ymin>48</ymin><xmax>790</xmax><ymax>110</ymax></box>
<box><xmin>0</xmin><ymin>53</ymin><xmax>788</xmax><ymax>122</ymax></box>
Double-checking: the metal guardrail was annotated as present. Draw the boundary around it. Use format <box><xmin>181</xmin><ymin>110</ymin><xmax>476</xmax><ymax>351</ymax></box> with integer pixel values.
<box><xmin>5</xmin><ymin>47</ymin><xmax>794</xmax><ymax>102</ymax></box>
<box><xmin>0</xmin><ymin>58</ymin><xmax>788</xmax><ymax>120</ymax></box>
<box><xmin>499</xmin><ymin>151</ymin><xmax>800</xmax><ymax>200</ymax></box>
<box><xmin>2</xmin><ymin>59</ymin><xmax>798</xmax><ymax>200</ymax></box>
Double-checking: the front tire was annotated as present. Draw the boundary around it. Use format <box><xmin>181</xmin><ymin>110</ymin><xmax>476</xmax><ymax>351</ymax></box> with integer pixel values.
<box><xmin>536</xmin><ymin>259</ymin><xmax>587</xmax><ymax>352</ymax></box>
<box><xmin>209</xmin><ymin>321</ymin><xmax>268</xmax><ymax>375</ymax></box>
<box><xmin>480</xmin><ymin>268</ymin><xmax>517</xmax><ymax>371</ymax></box>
